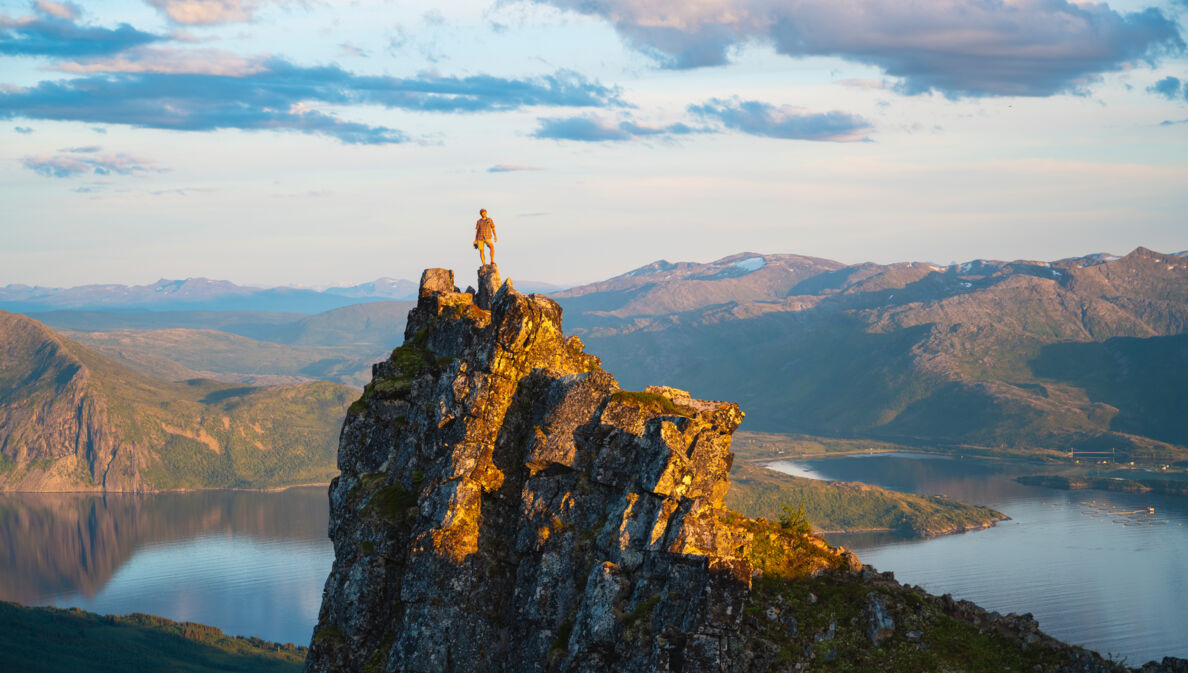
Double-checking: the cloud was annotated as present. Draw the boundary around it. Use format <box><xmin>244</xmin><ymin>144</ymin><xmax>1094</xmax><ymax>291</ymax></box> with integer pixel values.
<box><xmin>150</xmin><ymin>187</ymin><xmax>217</xmax><ymax>196</ymax></box>
<box><xmin>533</xmin><ymin>114</ymin><xmax>701</xmax><ymax>141</ymax></box>
<box><xmin>488</xmin><ymin>163</ymin><xmax>543</xmax><ymax>172</ymax></box>
<box><xmin>0</xmin><ymin>8</ymin><xmax>161</xmax><ymax>57</ymax></box>
<box><xmin>0</xmin><ymin>60</ymin><xmax>619</xmax><ymax>144</ymax></box>
<box><xmin>14</xmin><ymin>125</ymin><xmax>33</xmax><ymax>133</ymax></box>
<box><xmin>339</xmin><ymin>41</ymin><xmax>368</xmax><ymax>58</ymax></box>
<box><xmin>386</xmin><ymin>26</ymin><xmax>408</xmax><ymax>54</ymax></box>
<box><xmin>837</xmin><ymin>78</ymin><xmax>893</xmax><ymax>92</ymax></box>
<box><xmin>35</xmin><ymin>1</ymin><xmax>80</xmax><ymax>20</ymax></box>
<box><xmin>1148</xmin><ymin>75</ymin><xmax>1186</xmax><ymax>100</ymax></box>
<box><xmin>689</xmin><ymin>98</ymin><xmax>872</xmax><ymax>141</ymax></box>
<box><xmin>22</xmin><ymin>146</ymin><xmax>162</xmax><ymax>178</ymax></box>
<box><xmin>535</xmin><ymin>0</ymin><xmax>1185</xmax><ymax>97</ymax></box>
<box><xmin>144</xmin><ymin>0</ymin><xmax>261</xmax><ymax>25</ymax></box>
<box><xmin>51</xmin><ymin>47</ymin><xmax>270</xmax><ymax>75</ymax></box>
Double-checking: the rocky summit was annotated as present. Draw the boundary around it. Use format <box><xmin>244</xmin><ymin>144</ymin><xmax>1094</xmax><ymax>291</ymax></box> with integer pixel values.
<box><xmin>307</xmin><ymin>265</ymin><xmax>1178</xmax><ymax>673</ymax></box>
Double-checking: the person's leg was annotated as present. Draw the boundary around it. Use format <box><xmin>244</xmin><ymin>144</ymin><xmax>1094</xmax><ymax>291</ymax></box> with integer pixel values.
<box><xmin>486</xmin><ymin>241</ymin><xmax>495</xmax><ymax>264</ymax></box>
<box><xmin>476</xmin><ymin>240</ymin><xmax>486</xmax><ymax>265</ymax></box>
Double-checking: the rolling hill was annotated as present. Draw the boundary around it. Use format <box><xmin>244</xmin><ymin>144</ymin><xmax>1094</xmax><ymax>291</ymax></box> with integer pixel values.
<box><xmin>0</xmin><ymin>310</ymin><xmax>352</xmax><ymax>491</ymax></box>
<box><xmin>30</xmin><ymin>302</ymin><xmax>415</xmax><ymax>388</ymax></box>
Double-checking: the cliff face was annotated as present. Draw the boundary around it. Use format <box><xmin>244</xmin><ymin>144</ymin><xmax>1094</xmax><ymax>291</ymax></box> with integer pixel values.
<box><xmin>309</xmin><ymin>266</ymin><xmax>1172</xmax><ymax>673</ymax></box>
<box><xmin>308</xmin><ymin>265</ymin><xmax>813</xmax><ymax>671</ymax></box>
<box><xmin>0</xmin><ymin>311</ymin><xmax>144</xmax><ymax>491</ymax></box>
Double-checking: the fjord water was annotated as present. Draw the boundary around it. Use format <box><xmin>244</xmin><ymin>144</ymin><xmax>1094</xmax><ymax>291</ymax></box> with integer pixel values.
<box><xmin>768</xmin><ymin>454</ymin><xmax>1188</xmax><ymax>665</ymax></box>
<box><xmin>0</xmin><ymin>487</ymin><xmax>332</xmax><ymax>645</ymax></box>
<box><xmin>4</xmin><ymin>461</ymin><xmax>1186</xmax><ymax>662</ymax></box>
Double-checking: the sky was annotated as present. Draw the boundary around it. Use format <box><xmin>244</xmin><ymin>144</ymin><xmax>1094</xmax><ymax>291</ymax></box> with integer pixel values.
<box><xmin>2</xmin><ymin>0</ymin><xmax>1187</xmax><ymax>288</ymax></box>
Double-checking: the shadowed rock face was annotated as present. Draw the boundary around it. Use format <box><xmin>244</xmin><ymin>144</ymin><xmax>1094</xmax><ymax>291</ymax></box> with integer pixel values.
<box><xmin>307</xmin><ymin>266</ymin><xmax>780</xmax><ymax>672</ymax></box>
<box><xmin>307</xmin><ymin>266</ymin><xmax>1173</xmax><ymax>673</ymax></box>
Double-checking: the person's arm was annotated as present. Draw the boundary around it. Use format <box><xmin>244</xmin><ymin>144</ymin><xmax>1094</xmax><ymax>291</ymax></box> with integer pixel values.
<box><xmin>493</xmin><ymin>221</ymin><xmax>497</xmax><ymax>243</ymax></box>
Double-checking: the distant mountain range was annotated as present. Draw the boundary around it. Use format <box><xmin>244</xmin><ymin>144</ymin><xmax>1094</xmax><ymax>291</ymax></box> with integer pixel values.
<box><xmin>0</xmin><ymin>277</ymin><xmax>565</xmax><ymax>313</ymax></box>
<box><xmin>0</xmin><ymin>310</ymin><xmax>352</xmax><ymax>491</ymax></box>
<box><xmin>553</xmin><ymin>248</ymin><xmax>1188</xmax><ymax>463</ymax></box>
<box><xmin>6</xmin><ymin>247</ymin><xmax>1186</xmax><ymax>476</ymax></box>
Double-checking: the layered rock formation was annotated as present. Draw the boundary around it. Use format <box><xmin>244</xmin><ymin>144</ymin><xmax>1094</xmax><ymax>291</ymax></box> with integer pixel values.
<box><xmin>309</xmin><ymin>266</ymin><xmax>1174</xmax><ymax>672</ymax></box>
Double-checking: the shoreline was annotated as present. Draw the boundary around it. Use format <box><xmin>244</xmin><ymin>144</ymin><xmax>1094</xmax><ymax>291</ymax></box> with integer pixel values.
<box><xmin>0</xmin><ymin>481</ymin><xmax>333</xmax><ymax>495</ymax></box>
<box><xmin>815</xmin><ymin>512</ymin><xmax>1010</xmax><ymax>538</ymax></box>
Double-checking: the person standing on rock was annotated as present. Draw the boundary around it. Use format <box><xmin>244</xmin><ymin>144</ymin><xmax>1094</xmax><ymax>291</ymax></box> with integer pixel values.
<box><xmin>474</xmin><ymin>208</ymin><xmax>497</xmax><ymax>266</ymax></box>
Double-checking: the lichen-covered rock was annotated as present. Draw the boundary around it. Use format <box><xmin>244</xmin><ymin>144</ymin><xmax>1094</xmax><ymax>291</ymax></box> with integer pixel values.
<box><xmin>307</xmin><ymin>266</ymin><xmax>1178</xmax><ymax>673</ymax></box>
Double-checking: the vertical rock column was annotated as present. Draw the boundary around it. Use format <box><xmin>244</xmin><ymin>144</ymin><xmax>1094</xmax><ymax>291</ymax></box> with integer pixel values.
<box><xmin>476</xmin><ymin>264</ymin><xmax>501</xmax><ymax>310</ymax></box>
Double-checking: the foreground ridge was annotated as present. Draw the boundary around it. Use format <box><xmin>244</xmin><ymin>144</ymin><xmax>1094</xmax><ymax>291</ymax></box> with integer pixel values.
<box><xmin>307</xmin><ymin>266</ymin><xmax>1179</xmax><ymax>673</ymax></box>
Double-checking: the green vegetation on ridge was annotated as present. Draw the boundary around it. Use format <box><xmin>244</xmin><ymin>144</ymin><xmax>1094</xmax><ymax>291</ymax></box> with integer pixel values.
<box><xmin>726</xmin><ymin>463</ymin><xmax>1004</xmax><ymax>537</ymax></box>
<box><xmin>0</xmin><ymin>602</ymin><xmax>304</xmax><ymax>673</ymax></box>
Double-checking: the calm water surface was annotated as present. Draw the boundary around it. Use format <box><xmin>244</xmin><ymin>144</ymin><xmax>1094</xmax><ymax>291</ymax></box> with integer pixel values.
<box><xmin>4</xmin><ymin>461</ymin><xmax>1187</xmax><ymax>662</ymax></box>
<box><xmin>768</xmin><ymin>454</ymin><xmax>1188</xmax><ymax>665</ymax></box>
<box><xmin>0</xmin><ymin>488</ymin><xmax>332</xmax><ymax>645</ymax></box>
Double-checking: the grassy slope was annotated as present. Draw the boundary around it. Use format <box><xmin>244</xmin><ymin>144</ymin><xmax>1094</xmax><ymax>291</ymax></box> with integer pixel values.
<box><xmin>726</xmin><ymin>463</ymin><xmax>1004</xmax><ymax>536</ymax></box>
<box><xmin>73</xmin><ymin>340</ymin><xmax>351</xmax><ymax>489</ymax></box>
<box><xmin>0</xmin><ymin>602</ymin><xmax>303</xmax><ymax>673</ymax></box>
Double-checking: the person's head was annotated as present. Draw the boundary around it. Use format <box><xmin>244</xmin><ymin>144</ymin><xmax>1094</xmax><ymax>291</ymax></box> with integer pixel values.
<box><xmin>479</xmin><ymin>209</ymin><xmax>487</xmax><ymax>217</ymax></box>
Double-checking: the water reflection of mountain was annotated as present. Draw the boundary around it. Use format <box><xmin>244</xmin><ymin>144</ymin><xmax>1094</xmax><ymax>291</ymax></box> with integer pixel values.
<box><xmin>0</xmin><ymin>488</ymin><xmax>328</xmax><ymax>604</ymax></box>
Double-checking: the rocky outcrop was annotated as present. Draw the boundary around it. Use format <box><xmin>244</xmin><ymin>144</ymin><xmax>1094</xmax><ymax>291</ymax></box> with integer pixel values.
<box><xmin>0</xmin><ymin>311</ymin><xmax>144</xmax><ymax>491</ymax></box>
<box><xmin>307</xmin><ymin>267</ymin><xmax>1172</xmax><ymax>673</ymax></box>
<box><xmin>308</xmin><ymin>265</ymin><xmax>801</xmax><ymax>672</ymax></box>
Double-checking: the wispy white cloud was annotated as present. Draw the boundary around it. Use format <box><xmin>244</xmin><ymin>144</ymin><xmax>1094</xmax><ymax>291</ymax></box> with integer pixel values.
<box><xmin>34</xmin><ymin>1</ymin><xmax>80</xmax><ymax>21</ymax></box>
<box><xmin>338</xmin><ymin>41</ymin><xmax>367</xmax><ymax>58</ymax></box>
<box><xmin>50</xmin><ymin>46</ymin><xmax>270</xmax><ymax>75</ymax></box>
<box><xmin>144</xmin><ymin>0</ymin><xmax>260</xmax><ymax>26</ymax></box>
<box><xmin>488</xmin><ymin>163</ymin><xmax>543</xmax><ymax>172</ymax></box>
<box><xmin>22</xmin><ymin>146</ymin><xmax>164</xmax><ymax>178</ymax></box>
<box><xmin>836</xmin><ymin>78</ymin><xmax>893</xmax><ymax>91</ymax></box>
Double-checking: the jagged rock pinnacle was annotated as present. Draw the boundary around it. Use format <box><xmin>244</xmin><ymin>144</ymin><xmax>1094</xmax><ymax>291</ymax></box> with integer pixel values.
<box><xmin>307</xmin><ymin>267</ymin><xmax>780</xmax><ymax>672</ymax></box>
